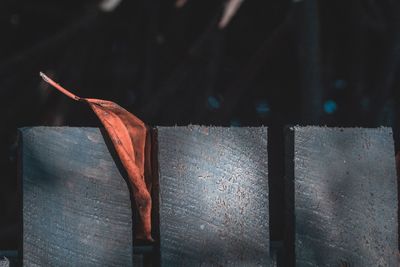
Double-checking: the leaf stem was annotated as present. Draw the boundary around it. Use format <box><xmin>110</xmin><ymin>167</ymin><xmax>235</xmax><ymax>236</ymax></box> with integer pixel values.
<box><xmin>39</xmin><ymin>72</ymin><xmax>82</xmax><ymax>101</ymax></box>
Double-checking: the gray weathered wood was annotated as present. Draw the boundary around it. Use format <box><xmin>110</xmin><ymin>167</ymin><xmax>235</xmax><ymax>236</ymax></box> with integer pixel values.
<box><xmin>0</xmin><ymin>257</ymin><xmax>9</xmax><ymax>267</ymax></box>
<box><xmin>157</xmin><ymin>126</ymin><xmax>272</xmax><ymax>266</ymax></box>
<box><xmin>0</xmin><ymin>251</ymin><xmax>17</xmax><ymax>267</ymax></box>
<box><xmin>20</xmin><ymin>127</ymin><xmax>133</xmax><ymax>267</ymax></box>
<box><xmin>286</xmin><ymin>126</ymin><xmax>398</xmax><ymax>266</ymax></box>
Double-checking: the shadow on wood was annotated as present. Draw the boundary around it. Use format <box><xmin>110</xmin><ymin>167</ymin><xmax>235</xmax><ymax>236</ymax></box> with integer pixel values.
<box><xmin>285</xmin><ymin>126</ymin><xmax>398</xmax><ymax>266</ymax></box>
<box><xmin>156</xmin><ymin>126</ymin><xmax>273</xmax><ymax>266</ymax></box>
<box><xmin>19</xmin><ymin>127</ymin><xmax>133</xmax><ymax>266</ymax></box>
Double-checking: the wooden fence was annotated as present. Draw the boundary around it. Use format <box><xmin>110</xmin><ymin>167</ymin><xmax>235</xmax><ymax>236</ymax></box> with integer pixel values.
<box><xmin>18</xmin><ymin>126</ymin><xmax>398</xmax><ymax>266</ymax></box>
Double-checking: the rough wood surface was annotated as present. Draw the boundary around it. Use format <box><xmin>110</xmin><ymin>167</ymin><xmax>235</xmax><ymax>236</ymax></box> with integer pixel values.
<box><xmin>0</xmin><ymin>258</ymin><xmax>9</xmax><ymax>267</ymax></box>
<box><xmin>20</xmin><ymin>127</ymin><xmax>133</xmax><ymax>267</ymax></box>
<box><xmin>286</xmin><ymin>126</ymin><xmax>398</xmax><ymax>266</ymax></box>
<box><xmin>157</xmin><ymin>126</ymin><xmax>272</xmax><ymax>266</ymax></box>
<box><xmin>0</xmin><ymin>251</ymin><xmax>17</xmax><ymax>267</ymax></box>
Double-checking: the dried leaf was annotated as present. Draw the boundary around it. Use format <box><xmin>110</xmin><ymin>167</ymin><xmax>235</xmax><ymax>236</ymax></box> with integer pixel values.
<box><xmin>219</xmin><ymin>0</ymin><xmax>245</xmax><ymax>29</ymax></box>
<box><xmin>40</xmin><ymin>72</ymin><xmax>153</xmax><ymax>241</ymax></box>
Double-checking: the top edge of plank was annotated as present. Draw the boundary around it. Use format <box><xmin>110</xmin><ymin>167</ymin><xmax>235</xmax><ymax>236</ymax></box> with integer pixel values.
<box><xmin>287</xmin><ymin>125</ymin><xmax>392</xmax><ymax>132</ymax></box>
<box><xmin>17</xmin><ymin>127</ymin><xmax>104</xmax><ymax>135</ymax></box>
<box><xmin>19</xmin><ymin>125</ymin><xmax>389</xmax><ymax>130</ymax></box>
<box><xmin>18</xmin><ymin>126</ymin><xmax>101</xmax><ymax>131</ymax></box>
<box><xmin>156</xmin><ymin>125</ymin><xmax>268</xmax><ymax>129</ymax></box>
<box><xmin>18</xmin><ymin>126</ymin><xmax>268</xmax><ymax>132</ymax></box>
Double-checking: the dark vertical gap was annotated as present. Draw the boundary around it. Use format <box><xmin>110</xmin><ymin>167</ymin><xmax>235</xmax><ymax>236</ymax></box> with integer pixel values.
<box><xmin>283</xmin><ymin>126</ymin><xmax>295</xmax><ymax>267</ymax></box>
<box><xmin>396</xmin><ymin>151</ymin><xmax>400</xmax><ymax>252</ymax></box>
<box><xmin>150</xmin><ymin>127</ymin><xmax>161</xmax><ymax>267</ymax></box>
<box><xmin>395</xmin><ymin>150</ymin><xmax>400</xmax><ymax>253</ymax></box>
<box><xmin>17</xmin><ymin>129</ymin><xmax>23</xmax><ymax>267</ymax></box>
<box><xmin>267</xmin><ymin>125</ymin><xmax>285</xmax><ymax>266</ymax></box>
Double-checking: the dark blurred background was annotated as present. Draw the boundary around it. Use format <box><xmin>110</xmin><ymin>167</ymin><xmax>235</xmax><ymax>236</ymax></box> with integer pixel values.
<box><xmin>1</xmin><ymin>0</ymin><xmax>399</xmax><ymax>251</ymax></box>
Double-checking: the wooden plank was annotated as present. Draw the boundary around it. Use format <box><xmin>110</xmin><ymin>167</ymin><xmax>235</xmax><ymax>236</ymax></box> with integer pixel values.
<box><xmin>0</xmin><ymin>251</ymin><xmax>17</xmax><ymax>267</ymax></box>
<box><xmin>19</xmin><ymin>127</ymin><xmax>133</xmax><ymax>266</ymax></box>
<box><xmin>286</xmin><ymin>126</ymin><xmax>398</xmax><ymax>266</ymax></box>
<box><xmin>156</xmin><ymin>126</ymin><xmax>273</xmax><ymax>266</ymax></box>
<box><xmin>0</xmin><ymin>257</ymin><xmax>9</xmax><ymax>267</ymax></box>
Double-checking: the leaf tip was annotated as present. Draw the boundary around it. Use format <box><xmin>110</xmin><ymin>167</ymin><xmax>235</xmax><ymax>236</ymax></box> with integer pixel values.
<box><xmin>39</xmin><ymin>71</ymin><xmax>48</xmax><ymax>81</ymax></box>
<box><xmin>38</xmin><ymin>72</ymin><xmax>82</xmax><ymax>101</ymax></box>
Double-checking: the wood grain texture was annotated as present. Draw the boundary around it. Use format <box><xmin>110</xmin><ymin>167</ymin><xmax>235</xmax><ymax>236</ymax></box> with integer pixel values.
<box><xmin>20</xmin><ymin>127</ymin><xmax>133</xmax><ymax>267</ymax></box>
<box><xmin>287</xmin><ymin>126</ymin><xmax>398</xmax><ymax>266</ymax></box>
<box><xmin>0</xmin><ymin>258</ymin><xmax>9</xmax><ymax>267</ymax></box>
<box><xmin>0</xmin><ymin>251</ymin><xmax>17</xmax><ymax>267</ymax></box>
<box><xmin>157</xmin><ymin>126</ymin><xmax>272</xmax><ymax>266</ymax></box>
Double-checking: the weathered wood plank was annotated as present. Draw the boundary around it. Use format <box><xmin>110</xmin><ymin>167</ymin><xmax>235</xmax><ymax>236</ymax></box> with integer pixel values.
<box><xmin>156</xmin><ymin>126</ymin><xmax>272</xmax><ymax>266</ymax></box>
<box><xmin>0</xmin><ymin>257</ymin><xmax>9</xmax><ymax>267</ymax></box>
<box><xmin>286</xmin><ymin>126</ymin><xmax>398</xmax><ymax>266</ymax></box>
<box><xmin>20</xmin><ymin>127</ymin><xmax>133</xmax><ymax>267</ymax></box>
<box><xmin>0</xmin><ymin>251</ymin><xmax>17</xmax><ymax>267</ymax></box>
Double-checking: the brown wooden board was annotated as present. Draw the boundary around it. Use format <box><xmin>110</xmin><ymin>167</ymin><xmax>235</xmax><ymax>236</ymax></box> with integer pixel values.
<box><xmin>19</xmin><ymin>127</ymin><xmax>133</xmax><ymax>266</ymax></box>
<box><xmin>156</xmin><ymin>126</ymin><xmax>273</xmax><ymax>266</ymax></box>
<box><xmin>285</xmin><ymin>126</ymin><xmax>399</xmax><ymax>266</ymax></box>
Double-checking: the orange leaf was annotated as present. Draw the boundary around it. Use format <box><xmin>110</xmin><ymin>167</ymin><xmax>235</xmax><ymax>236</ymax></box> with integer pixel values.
<box><xmin>40</xmin><ymin>72</ymin><xmax>153</xmax><ymax>241</ymax></box>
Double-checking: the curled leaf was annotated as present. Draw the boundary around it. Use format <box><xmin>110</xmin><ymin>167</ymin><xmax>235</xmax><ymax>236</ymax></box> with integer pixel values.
<box><xmin>40</xmin><ymin>72</ymin><xmax>153</xmax><ymax>241</ymax></box>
